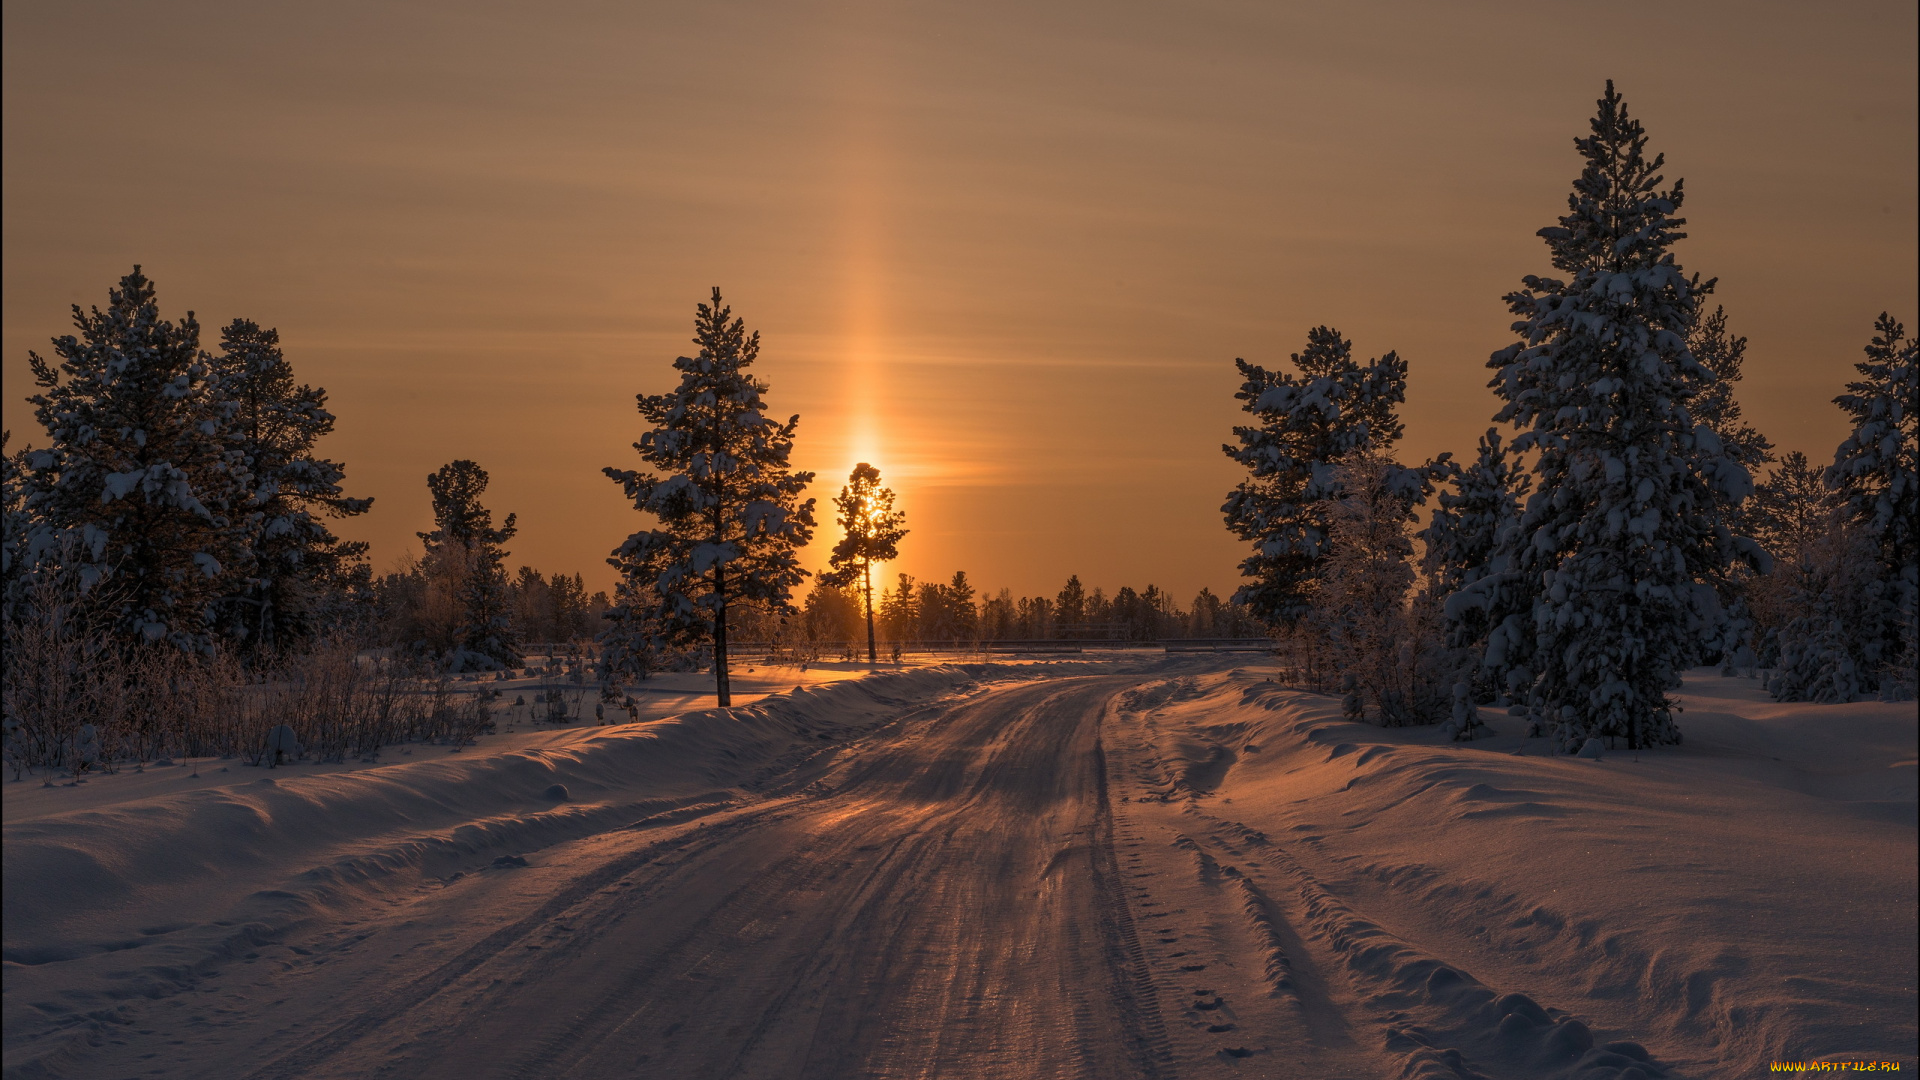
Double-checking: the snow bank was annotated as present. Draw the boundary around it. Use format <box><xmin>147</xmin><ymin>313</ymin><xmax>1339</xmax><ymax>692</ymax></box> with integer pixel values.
<box><xmin>1128</xmin><ymin>668</ymin><xmax>1916</xmax><ymax>1076</ymax></box>
<box><xmin>2</xmin><ymin>665</ymin><xmax>983</xmax><ymax>981</ymax></box>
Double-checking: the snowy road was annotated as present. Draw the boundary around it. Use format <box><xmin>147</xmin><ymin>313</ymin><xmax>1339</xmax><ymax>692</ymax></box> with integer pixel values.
<box><xmin>13</xmin><ymin>666</ymin><xmax>1911</xmax><ymax>1079</ymax></box>
<box><xmin>248</xmin><ymin>675</ymin><xmax>1172</xmax><ymax>1080</ymax></box>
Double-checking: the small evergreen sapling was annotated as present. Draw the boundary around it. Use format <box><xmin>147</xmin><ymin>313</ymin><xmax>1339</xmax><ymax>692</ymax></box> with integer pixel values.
<box><xmin>604</xmin><ymin>289</ymin><xmax>816</xmax><ymax>705</ymax></box>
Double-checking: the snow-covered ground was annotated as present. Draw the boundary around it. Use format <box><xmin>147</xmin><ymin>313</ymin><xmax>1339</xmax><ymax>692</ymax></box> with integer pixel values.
<box><xmin>2</xmin><ymin>661</ymin><xmax>870</xmax><ymax>826</ymax></box>
<box><xmin>3</xmin><ymin>660</ymin><xmax>1912</xmax><ymax>1078</ymax></box>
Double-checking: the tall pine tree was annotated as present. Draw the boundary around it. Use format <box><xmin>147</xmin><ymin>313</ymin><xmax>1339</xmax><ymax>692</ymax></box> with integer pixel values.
<box><xmin>605</xmin><ymin>289</ymin><xmax>816</xmax><ymax>704</ymax></box>
<box><xmin>20</xmin><ymin>268</ymin><xmax>251</xmax><ymax>649</ymax></box>
<box><xmin>209</xmin><ymin>319</ymin><xmax>372</xmax><ymax>655</ymax></box>
<box><xmin>1822</xmin><ymin>313</ymin><xmax>1917</xmax><ymax>694</ymax></box>
<box><xmin>1469</xmin><ymin>83</ymin><xmax>1761</xmax><ymax>751</ymax></box>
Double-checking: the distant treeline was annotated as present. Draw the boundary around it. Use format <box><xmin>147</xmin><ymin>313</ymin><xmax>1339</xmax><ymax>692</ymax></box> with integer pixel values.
<box><xmin>722</xmin><ymin>572</ymin><xmax>1261</xmax><ymax>649</ymax></box>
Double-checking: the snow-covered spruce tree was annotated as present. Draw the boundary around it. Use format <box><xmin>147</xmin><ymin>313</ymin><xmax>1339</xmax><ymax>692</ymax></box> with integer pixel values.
<box><xmin>209</xmin><ymin>319</ymin><xmax>373</xmax><ymax>656</ymax></box>
<box><xmin>1420</xmin><ymin>429</ymin><xmax>1529</xmax><ymax>705</ymax></box>
<box><xmin>1822</xmin><ymin>313</ymin><xmax>1918</xmax><ymax>696</ymax></box>
<box><xmin>418</xmin><ymin>460</ymin><xmax>520</xmax><ymax>670</ymax></box>
<box><xmin>20</xmin><ymin>268</ymin><xmax>252</xmax><ymax>649</ymax></box>
<box><xmin>818</xmin><ymin>462</ymin><xmax>905</xmax><ymax>664</ymax></box>
<box><xmin>604</xmin><ymin>289</ymin><xmax>816</xmax><ymax>706</ymax></box>
<box><xmin>1222</xmin><ymin>326</ymin><xmax>1411</xmax><ymax>629</ymax></box>
<box><xmin>1467</xmin><ymin>83</ymin><xmax>1763</xmax><ymax>751</ymax></box>
<box><xmin>1421</xmin><ymin>429</ymin><xmax>1529</xmax><ymax>612</ymax></box>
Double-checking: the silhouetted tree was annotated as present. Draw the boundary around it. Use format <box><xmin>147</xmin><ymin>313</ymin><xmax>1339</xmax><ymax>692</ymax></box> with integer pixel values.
<box><xmin>820</xmin><ymin>462</ymin><xmax>906</xmax><ymax>664</ymax></box>
<box><xmin>944</xmin><ymin>571</ymin><xmax>978</xmax><ymax>641</ymax></box>
<box><xmin>419</xmin><ymin>460</ymin><xmax>519</xmax><ymax>669</ymax></box>
<box><xmin>800</xmin><ymin>580</ymin><xmax>863</xmax><ymax>656</ymax></box>
<box><xmin>1188</xmin><ymin>587</ymin><xmax>1224</xmax><ymax>636</ymax></box>
<box><xmin>605</xmin><ymin>289</ymin><xmax>816</xmax><ymax>704</ymax></box>
<box><xmin>1055</xmin><ymin>574</ymin><xmax>1087</xmax><ymax>636</ymax></box>
<box><xmin>1748</xmin><ymin>452</ymin><xmax>1832</xmax><ymax>562</ymax></box>
<box><xmin>878</xmin><ymin>572</ymin><xmax>918</xmax><ymax>648</ymax></box>
<box><xmin>980</xmin><ymin>588</ymin><xmax>1015</xmax><ymax>640</ymax></box>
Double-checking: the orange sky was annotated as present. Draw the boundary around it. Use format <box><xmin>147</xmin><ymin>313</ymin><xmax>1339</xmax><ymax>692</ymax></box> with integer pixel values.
<box><xmin>5</xmin><ymin>1</ymin><xmax>1915</xmax><ymax>601</ymax></box>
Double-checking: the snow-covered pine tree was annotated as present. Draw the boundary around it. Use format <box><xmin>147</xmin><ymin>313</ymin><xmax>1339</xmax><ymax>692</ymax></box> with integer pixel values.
<box><xmin>1422</xmin><ymin>429</ymin><xmax>1529</xmax><ymax>701</ymax></box>
<box><xmin>1471</xmin><ymin>83</ymin><xmax>1762</xmax><ymax>751</ymax></box>
<box><xmin>604</xmin><ymin>289</ymin><xmax>816</xmax><ymax>705</ymax></box>
<box><xmin>209</xmin><ymin>319</ymin><xmax>372</xmax><ymax>656</ymax></box>
<box><xmin>20</xmin><ymin>268</ymin><xmax>252</xmax><ymax>649</ymax></box>
<box><xmin>1422</xmin><ymin>428</ymin><xmax>1529</xmax><ymax>608</ymax></box>
<box><xmin>819</xmin><ymin>462</ymin><xmax>905</xmax><ymax>664</ymax></box>
<box><xmin>1222</xmin><ymin>327</ymin><xmax>1410</xmax><ymax>626</ymax></box>
<box><xmin>418</xmin><ymin>460</ymin><xmax>520</xmax><ymax>670</ymax></box>
<box><xmin>1822</xmin><ymin>313</ymin><xmax>1918</xmax><ymax>696</ymax></box>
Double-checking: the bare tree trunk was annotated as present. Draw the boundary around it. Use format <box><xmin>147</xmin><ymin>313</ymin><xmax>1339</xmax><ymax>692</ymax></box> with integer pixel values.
<box><xmin>713</xmin><ymin>551</ymin><xmax>732</xmax><ymax>708</ymax></box>
<box><xmin>863</xmin><ymin>560</ymin><xmax>877</xmax><ymax>665</ymax></box>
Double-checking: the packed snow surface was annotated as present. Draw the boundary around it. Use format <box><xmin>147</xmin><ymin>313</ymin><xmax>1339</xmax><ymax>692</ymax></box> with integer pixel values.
<box><xmin>4</xmin><ymin>660</ymin><xmax>1913</xmax><ymax>1078</ymax></box>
